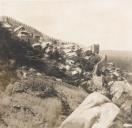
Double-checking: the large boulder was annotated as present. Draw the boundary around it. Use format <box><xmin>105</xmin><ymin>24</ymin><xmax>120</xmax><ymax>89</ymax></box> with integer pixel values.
<box><xmin>109</xmin><ymin>80</ymin><xmax>132</xmax><ymax>125</ymax></box>
<box><xmin>110</xmin><ymin>80</ymin><xmax>132</xmax><ymax>107</ymax></box>
<box><xmin>60</xmin><ymin>92</ymin><xmax>120</xmax><ymax>128</ymax></box>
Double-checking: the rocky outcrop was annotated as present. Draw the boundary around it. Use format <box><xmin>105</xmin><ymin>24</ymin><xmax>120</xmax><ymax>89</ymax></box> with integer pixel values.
<box><xmin>110</xmin><ymin>80</ymin><xmax>132</xmax><ymax>106</ymax></box>
<box><xmin>0</xmin><ymin>74</ymin><xmax>87</xmax><ymax>128</ymax></box>
<box><xmin>60</xmin><ymin>92</ymin><xmax>120</xmax><ymax>128</ymax></box>
<box><xmin>0</xmin><ymin>17</ymin><xmax>101</xmax><ymax>87</ymax></box>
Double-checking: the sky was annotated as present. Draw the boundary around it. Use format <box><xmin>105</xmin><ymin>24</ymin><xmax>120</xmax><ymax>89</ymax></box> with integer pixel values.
<box><xmin>0</xmin><ymin>0</ymin><xmax>132</xmax><ymax>51</ymax></box>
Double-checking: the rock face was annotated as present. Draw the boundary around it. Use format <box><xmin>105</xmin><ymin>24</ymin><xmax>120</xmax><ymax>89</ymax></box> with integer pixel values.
<box><xmin>60</xmin><ymin>92</ymin><xmax>120</xmax><ymax>128</ymax></box>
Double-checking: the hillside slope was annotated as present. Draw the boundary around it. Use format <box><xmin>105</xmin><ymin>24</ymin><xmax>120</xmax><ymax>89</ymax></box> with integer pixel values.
<box><xmin>0</xmin><ymin>17</ymin><xmax>131</xmax><ymax>128</ymax></box>
<box><xmin>0</xmin><ymin>17</ymin><xmax>97</xmax><ymax>128</ymax></box>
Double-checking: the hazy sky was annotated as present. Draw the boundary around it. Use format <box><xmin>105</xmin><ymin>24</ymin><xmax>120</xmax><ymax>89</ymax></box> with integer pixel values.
<box><xmin>0</xmin><ymin>0</ymin><xmax>132</xmax><ymax>51</ymax></box>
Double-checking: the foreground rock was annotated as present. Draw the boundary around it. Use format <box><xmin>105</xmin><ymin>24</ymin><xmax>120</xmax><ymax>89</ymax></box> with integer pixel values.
<box><xmin>60</xmin><ymin>92</ymin><xmax>120</xmax><ymax>128</ymax></box>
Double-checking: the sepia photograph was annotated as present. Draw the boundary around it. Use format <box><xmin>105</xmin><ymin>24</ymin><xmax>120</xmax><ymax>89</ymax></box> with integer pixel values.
<box><xmin>0</xmin><ymin>0</ymin><xmax>132</xmax><ymax>128</ymax></box>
